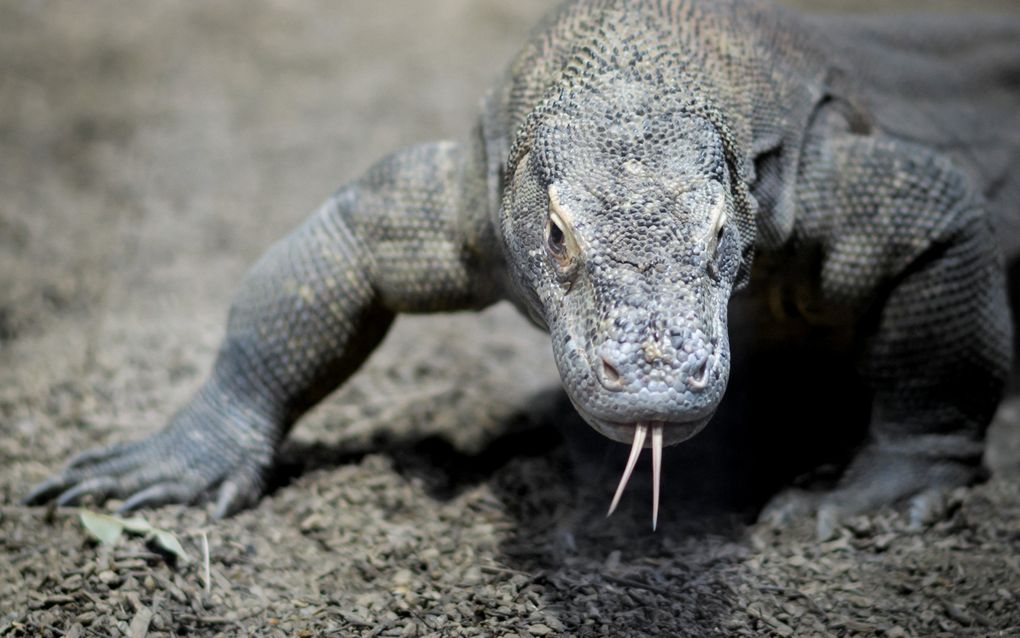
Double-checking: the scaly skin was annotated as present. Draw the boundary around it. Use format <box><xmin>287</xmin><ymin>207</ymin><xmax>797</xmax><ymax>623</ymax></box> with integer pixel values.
<box><xmin>26</xmin><ymin>0</ymin><xmax>1018</xmax><ymax>536</ymax></box>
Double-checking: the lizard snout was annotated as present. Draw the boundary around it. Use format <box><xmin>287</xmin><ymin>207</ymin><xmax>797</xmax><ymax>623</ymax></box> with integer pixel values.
<box><xmin>595</xmin><ymin>320</ymin><xmax>720</xmax><ymax>395</ymax></box>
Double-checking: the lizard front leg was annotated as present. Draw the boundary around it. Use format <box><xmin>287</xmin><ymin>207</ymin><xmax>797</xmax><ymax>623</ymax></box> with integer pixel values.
<box><xmin>24</xmin><ymin>140</ymin><xmax>499</xmax><ymax>517</ymax></box>
<box><xmin>763</xmin><ymin>125</ymin><xmax>1013</xmax><ymax>538</ymax></box>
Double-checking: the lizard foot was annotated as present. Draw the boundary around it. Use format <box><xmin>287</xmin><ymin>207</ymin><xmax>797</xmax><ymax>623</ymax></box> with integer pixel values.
<box><xmin>23</xmin><ymin>394</ymin><xmax>277</xmax><ymax>518</ymax></box>
<box><xmin>759</xmin><ymin>441</ymin><xmax>983</xmax><ymax>540</ymax></box>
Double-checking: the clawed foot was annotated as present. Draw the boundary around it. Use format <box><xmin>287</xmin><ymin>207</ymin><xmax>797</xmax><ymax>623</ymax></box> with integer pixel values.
<box><xmin>759</xmin><ymin>442</ymin><xmax>983</xmax><ymax>540</ymax></box>
<box><xmin>23</xmin><ymin>396</ymin><xmax>278</xmax><ymax>518</ymax></box>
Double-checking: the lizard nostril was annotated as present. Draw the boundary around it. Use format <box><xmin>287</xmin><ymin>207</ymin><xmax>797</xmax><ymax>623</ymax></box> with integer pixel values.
<box><xmin>688</xmin><ymin>357</ymin><xmax>710</xmax><ymax>390</ymax></box>
<box><xmin>600</xmin><ymin>357</ymin><xmax>623</xmax><ymax>388</ymax></box>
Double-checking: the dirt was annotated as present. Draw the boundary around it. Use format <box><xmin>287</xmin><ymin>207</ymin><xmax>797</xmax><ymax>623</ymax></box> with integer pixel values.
<box><xmin>2</xmin><ymin>1</ymin><xmax>1019</xmax><ymax>636</ymax></box>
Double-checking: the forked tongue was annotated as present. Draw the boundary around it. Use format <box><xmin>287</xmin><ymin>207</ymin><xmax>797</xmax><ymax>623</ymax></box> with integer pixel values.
<box><xmin>606</xmin><ymin>422</ymin><xmax>664</xmax><ymax>530</ymax></box>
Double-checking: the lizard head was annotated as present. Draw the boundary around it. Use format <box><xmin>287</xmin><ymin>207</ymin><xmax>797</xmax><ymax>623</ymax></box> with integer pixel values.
<box><xmin>499</xmin><ymin>78</ymin><xmax>750</xmax><ymax>469</ymax></box>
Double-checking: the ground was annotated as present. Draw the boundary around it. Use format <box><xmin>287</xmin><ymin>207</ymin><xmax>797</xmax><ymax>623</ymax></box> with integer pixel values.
<box><xmin>2</xmin><ymin>1</ymin><xmax>1019</xmax><ymax>636</ymax></box>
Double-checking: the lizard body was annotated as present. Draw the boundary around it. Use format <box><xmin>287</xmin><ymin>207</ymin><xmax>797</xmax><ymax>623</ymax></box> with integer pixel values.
<box><xmin>27</xmin><ymin>0</ymin><xmax>1019</xmax><ymax>536</ymax></box>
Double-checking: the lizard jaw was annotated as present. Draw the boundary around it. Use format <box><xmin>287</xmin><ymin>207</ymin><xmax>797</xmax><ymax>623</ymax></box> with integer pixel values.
<box><xmin>569</xmin><ymin>399</ymin><xmax>712</xmax><ymax>446</ymax></box>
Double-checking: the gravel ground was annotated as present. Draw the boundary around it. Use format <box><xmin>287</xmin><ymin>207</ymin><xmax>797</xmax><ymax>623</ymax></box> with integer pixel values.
<box><xmin>2</xmin><ymin>1</ymin><xmax>1019</xmax><ymax>636</ymax></box>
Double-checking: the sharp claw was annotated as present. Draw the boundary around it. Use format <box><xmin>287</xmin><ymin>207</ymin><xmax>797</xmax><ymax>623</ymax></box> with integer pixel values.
<box><xmin>651</xmin><ymin>423</ymin><xmax>662</xmax><ymax>531</ymax></box>
<box><xmin>608</xmin><ymin>422</ymin><xmax>648</xmax><ymax>518</ymax></box>
<box><xmin>907</xmin><ymin>489</ymin><xmax>948</xmax><ymax>530</ymax></box>
<box><xmin>55</xmin><ymin>476</ymin><xmax>119</xmax><ymax>507</ymax></box>
<box><xmin>66</xmin><ymin>443</ymin><xmax>128</xmax><ymax>470</ymax></box>
<box><xmin>816</xmin><ymin>504</ymin><xmax>842</xmax><ymax>542</ymax></box>
<box><xmin>22</xmin><ymin>475</ymin><xmax>74</xmax><ymax>505</ymax></box>
<box><xmin>213</xmin><ymin>481</ymin><xmax>239</xmax><ymax>520</ymax></box>
<box><xmin>117</xmin><ymin>483</ymin><xmax>196</xmax><ymax>513</ymax></box>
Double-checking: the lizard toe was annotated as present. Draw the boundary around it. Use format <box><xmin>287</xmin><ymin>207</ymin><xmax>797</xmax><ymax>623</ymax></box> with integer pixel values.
<box><xmin>55</xmin><ymin>476</ymin><xmax>121</xmax><ymax>507</ymax></box>
<box><xmin>758</xmin><ymin>488</ymin><xmax>820</xmax><ymax>528</ymax></box>
<box><xmin>812</xmin><ymin>482</ymin><xmax>918</xmax><ymax>541</ymax></box>
<box><xmin>65</xmin><ymin>440</ymin><xmax>144</xmax><ymax>470</ymax></box>
<box><xmin>212</xmin><ymin>464</ymin><xmax>266</xmax><ymax>519</ymax></box>
<box><xmin>815</xmin><ymin>502</ymin><xmax>848</xmax><ymax>541</ymax></box>
<box><xmin>812</xmin><ymin>453</ymin><xmax>976</xmax><ymax>540</ymax></box>
<box><xmin>906</xmin><ymin>487</ymin><xmax>951</xmax><ymax>531</ymax></box>
<box><xmin>117</xmin><ymin>482</ymin><xmax>202</xmax><ymax>513</ymax></box>
<box><xmin>24</xmin><ymin>448</ymin><xmax>151</xmax><ymax>507</ymax></box>
<box><xmin>22</xmin><ymin>473</ymin><xmax>79</xmax><ymax>505</ymax></box>
<box><xmin>760</xmin><ymin>444</ymin><xmax>981</xmax><ymax>540</ymax></box>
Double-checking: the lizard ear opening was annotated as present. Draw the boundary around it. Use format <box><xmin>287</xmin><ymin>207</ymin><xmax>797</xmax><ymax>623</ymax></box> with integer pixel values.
<box><xmin>750</xmin><ymin>138</ymin><xmax>798</xmax><ymax>250</ymax></box>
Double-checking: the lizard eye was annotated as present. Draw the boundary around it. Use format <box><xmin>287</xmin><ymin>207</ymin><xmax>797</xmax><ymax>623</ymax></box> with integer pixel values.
<box><xmin>545</xmin><ymin>185</ymin><xmax>577</xmax><ymax>270</ymax></box>
<box><xmin>707</xmin><ymin>225</ymin><xmax>725</xmax><ymax>279</ymax></box>
<box><xmin>705</xmin><ymin>197</ymin><xmax>727</xmax><ymax>257</ymax></box>
<box><xmin>547</xmin><ymin>215</ymin><xmax>566</xmax><ymax>256</ymax></box>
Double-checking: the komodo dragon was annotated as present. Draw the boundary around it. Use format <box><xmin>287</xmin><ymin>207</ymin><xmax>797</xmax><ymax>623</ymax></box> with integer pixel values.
<box><xmin>25</xmin><ymin>0</ymin><xmax>1020</xmax><ymax>537</ymax></box>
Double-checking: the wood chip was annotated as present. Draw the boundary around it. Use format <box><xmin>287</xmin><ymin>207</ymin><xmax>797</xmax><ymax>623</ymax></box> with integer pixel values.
<box><xmin>128</xmin><ymin>605</ymin><xmax>153</xmax><ymax>638</ymax></box>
